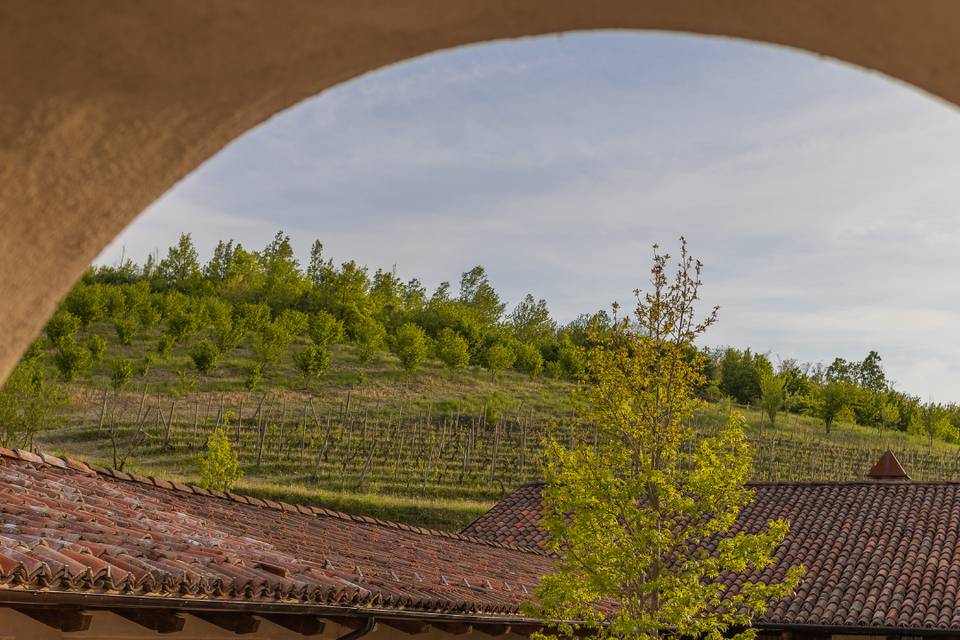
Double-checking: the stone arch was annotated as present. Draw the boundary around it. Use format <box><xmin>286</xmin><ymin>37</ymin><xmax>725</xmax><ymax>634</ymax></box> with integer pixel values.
<box><xmin>2</xmin><ymin>0</ymin><xmax>959</xmax><ymax>381</ymax></box>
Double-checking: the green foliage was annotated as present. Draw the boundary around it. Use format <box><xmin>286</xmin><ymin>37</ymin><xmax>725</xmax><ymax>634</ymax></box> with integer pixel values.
<box><xmin>308</xmin><ymin>311</ymin><xmax>345</xmax><ymax>347</ymax></box>
<box><xmin>880</xmin><ymin>400</ymin><xmax>901</xmax><ymax>430</ymax></box>
<box><xmin>819</xmin><ymin>381</ymin><xmax>856</xmax><ymax>433</ymax></box>
<box><xmin>155</xmin><ymin>233</ymin><xmax>203</xmax><ymax>292</ymax></box>
<box><xmin>759</xmin><ymin>372</ymin><xmax>785</xmax><ymax>426</ymax></box>
<box><xmin>293</xmin><ymin>344</ymin><xmax>331</xmax><ymax>386</ymax></box>
<box><xmin>252</xmin><ymin>320</ymin><xmax>294</xmax><ymax>371</ymax></box>
<box><xmin>258</xmin><ymin>232</ymin><xmax>309</xmax><ymax>311</ymax></box>
<box><xmin>481</xmin><ymin>342</ymin><xmax>515</xmax><ymax>375</ymax></box>
<box><xmin>243</xmin><ymin>363</ymin><xmax>262</xmax><ymax>390</ymax></box>
<box><xmin>196</xmin><ymin>417</ymin><xmax>242</xmax><ymax>492</ymax></box>
<box><xmin>512</xmin><ymin>341</ymin><xmax>544</xmax><ymax>376</ymax></box>
<box><xmin>136</xmin><ymin>352</ymin><xmax>157</xmax><ymax>378</ymax></box>
<box><xmin>509</xmin><ymin>294</ymin><xmax>555</xmax><ymax>345</ymax></box>
<box><xmin>434</xmin><ymin>328</ymin><xmax>470</xmax><ymax>370</ymax></box>
<box><xmin>113</xmin><ymin>312</ymin><xmax>139</xmax><ymax>345</ymax></box>
<box><xmin>110</xmin><ymin>358</ymin><xmax>133</xmax><ymax>391</ymax></box>
<box><xmin>0</xmin><ymin>360</ymin><xmax>66</xmax><ymax>448</ymax></box>
<box><xmin>163</xmin><ymin>292</ymin><xmax>201</xmax><ymax>343</ymax></box>
<box><xmin>189</xmin><ymin>339</ymin><xmax>220</xmax><ymax>377</ymax></box>
<box><xmin>46</xmin><ymin>311</ymin><xmax>81</xmax><ymax>345</ymax></box>
<box><xmin>212</xmin><ymin>315</ymin><xmax>245</xmax><ymax>354</ymax></box>
<box><xmin>530</xmin><ymin>241</ymin><xmax>801</xmax><ymax>640</ymax></box>
<box><xmin>719</xmin><ymin>348</ymin><xmax>773</xmax><ymax>404</ymax></box>
<box><xmin>53</xmin><ymin>335</ymin><xmax>90</xmax><ymax>381</ymax></box>
<box><xmin>156</xmin><ymin>334</ymin><xmax>173</xmax><ymax>357</ymax></box>
<box><xmin>64</xmin><ymin>284</ymin><xmax>105</xmax><ymax>328</ymax></box>
<box><xmin>276</xmin><ymin>308</ymin><xmax>309</xmax><ymax>337</ymax></box>
<box><xmin>86</xmin><ymin>334</ymin><xmax>107</xmax><ymax>363</ymax></box>
<box><xmin>392</xmin><ymin>322</ymin><xmax>429</xmax><ymax>372</ymax></box>
<box><xmin>353</xmin><ymin>316</ymin><xmax>386</xmax><ymax>363</ymax></box>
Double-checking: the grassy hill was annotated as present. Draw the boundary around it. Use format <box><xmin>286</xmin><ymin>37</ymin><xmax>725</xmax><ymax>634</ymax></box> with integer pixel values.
<box><xmin>34</xmin><ymin>322</ymin><xmax>960</xmax><ymax>531</ymax></box>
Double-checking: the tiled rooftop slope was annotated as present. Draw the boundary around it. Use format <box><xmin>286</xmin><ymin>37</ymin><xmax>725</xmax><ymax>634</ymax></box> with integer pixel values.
<box><xmin>0</xmin><ymin>447</ymin><xmax>549</xmax><ymax>616</ymax></box>
<box><xmin>464</xmin><ymin>479</ymin><xmax>960</xmax><ymax>630</ymax></box>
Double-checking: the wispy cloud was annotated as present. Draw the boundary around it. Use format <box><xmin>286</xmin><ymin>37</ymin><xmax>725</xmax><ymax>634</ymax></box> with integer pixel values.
<box><xmin>97</xmin><ymin>32</ymin><xmax>960</xmax><ymax>401</ymax></box>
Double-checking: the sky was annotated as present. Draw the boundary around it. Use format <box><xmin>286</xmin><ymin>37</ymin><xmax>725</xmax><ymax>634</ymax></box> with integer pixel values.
<box><xmin>96</xmin><ymin>31</ymin><xmax>960</xmax><ymax>401</ymax></box>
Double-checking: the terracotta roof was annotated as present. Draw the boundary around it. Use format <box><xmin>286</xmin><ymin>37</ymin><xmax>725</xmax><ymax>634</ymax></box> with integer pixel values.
<box><xmin>464</xmin><ymin>479</ymin><xmax>960</xmax><ymax>631</ymax></box>
<box><xmin>0</xmin><ymin>447</ymin><xmax>550</xmax><ymax>618</ymax></box>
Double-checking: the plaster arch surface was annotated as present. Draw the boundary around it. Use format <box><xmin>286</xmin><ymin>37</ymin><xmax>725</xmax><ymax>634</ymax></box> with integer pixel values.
<box><xmin>2</xmin><ymin>0</ymin><xmax>960</xmax><ymax>382</ymax></box>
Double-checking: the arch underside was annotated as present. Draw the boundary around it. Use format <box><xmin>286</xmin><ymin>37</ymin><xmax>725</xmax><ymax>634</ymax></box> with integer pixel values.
<box><xmin>2</xmin><ymin>0</ymin><xmax>959</xmax><ymax>382</ymax></box>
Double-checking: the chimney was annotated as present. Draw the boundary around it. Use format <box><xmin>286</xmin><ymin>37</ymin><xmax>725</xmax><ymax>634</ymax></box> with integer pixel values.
<box><xmin>867</xmin><ymin>449</ymin><xmax>911</xmax><ymax>480</ymax></box>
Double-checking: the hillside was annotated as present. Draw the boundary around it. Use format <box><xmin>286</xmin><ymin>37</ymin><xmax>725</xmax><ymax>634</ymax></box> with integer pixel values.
<box><xmin>9</xmin><ymin>233</ymin><xmax>960</xmax><ymax>531</ymax></box>
<box><xmin>34</xmin><ymin>321</ymin><xmax>960</xmax><ymax>531</ymax></box>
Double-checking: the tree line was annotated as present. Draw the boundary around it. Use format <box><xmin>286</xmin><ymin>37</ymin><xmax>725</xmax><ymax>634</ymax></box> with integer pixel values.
<box><xmin>1</xmin><ymin>230</ymin><xmax>956</xmax><ymax>449</ymax></box>
<box><xmin>704</xmin><ymin>347</ymin><xmax>960</xmax><ymax>445</ymax></box>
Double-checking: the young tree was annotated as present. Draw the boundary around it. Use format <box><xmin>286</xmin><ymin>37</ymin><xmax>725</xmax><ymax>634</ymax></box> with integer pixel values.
<box><xmin>509</xmin><ymin>294</ymin><xmax>556</xmax><ymax>345</ymax></box>
<box><xmin>155</xmin><ymin>233</ymin><xmax>202</xmax><ymax>292</ymax></box>
<box><xmin>63</xmin><ymin>284</ymin><xmax>105</xmax><ymax>328</ymax></box>
<box><xmin>86</xmin><ymin>334</ymin><xmax>107</xmax><ymax>363</ymax></box>
<box><xmin>110</xmin><ymin>358</ymin><xmax>133</xmax><ymax>392</ymax></box>
<box><xmin>0</xmin><ymin>359</ymin><xmax>66</xmax><ymax>449</ymax></box>
<box><xmin>530</xmin><ymin>240</ymin><xmax>802</xmax><ymax>640</ymax></box>
<box><xmin>353</xmin><ymin>316</ymin><xmax>386</xmax><ymax>363</ymax></box>
<box><xmin>189</xmin><ymin>339</ymin><xmax>220</xmax><ymax>378</ymax></box>
<box><xmin>880</xmin><ymin>400</ymin><xmax>901</xmax><ymax>431</ymax></box>
<box><xmin>46</xmin><ymin>310</ymin><xmax>81</xmax><ymax>345</ymax></box>
<box><xmin>819</xmin><ymin>381</ymin><xmax>854</xmax><ymax>433</ymax></box>
<box><xmin>481</xmin><ymin>342</ymin><xmax>515</xmax><ymax>376</ymax></box>
<box><xmin>435</xmin><ymin>328</ymin><xmax>470</xmax><ymax>370</ymax></box>
<box><xmin>512</xmin><ymin>341</ymin><xmax>544</xmax><ymax>376</ymax></box>
<box><xmin>759</xmin><ymin>371</ymin><xmax>786</xmax><ymax>427</ymax></box>
<box><xmin>308</xmin><ymin>310</ymin><xmax>345</xmax><ymax>347</ymax></box>
<box><xmin>293</xmin><ymin>344</ymin><xmax>330</xmax><ymax>388</ymax></box>
<box><xmin>113</xmin><ymin>312</ymin><xmax>139</xmax><ymax>345</ymax></box>
<box><xmin>197</xmin><ymin>416</ymin><xmax>242</xmax><ymax>492</ymax></box>
<box><xmin>53</xmin><ymin>335</ymin><xmax>90</xmax><ymax>381</ymax></box>
<box><xmin>392</xmin><ymin>322</ymin><xmax>428</xmax><ymax>372</ymax></box>
<box><xmin>252</xmin><ymin>320</ymin><xmax>294</xmax><ymax>373</ymax></box>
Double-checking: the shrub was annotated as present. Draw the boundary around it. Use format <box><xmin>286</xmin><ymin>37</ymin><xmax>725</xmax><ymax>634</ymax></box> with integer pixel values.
<box><xmin>308</xmin><ymin>311</ymin><xmax>345</xmax><ymax>347</ymax></box>
<box><xmin>136</xmin><ymin>352</ymin><xmax>157</xmax><ymax>378</ymax></box>
<box><xmin>197</xmin><ymin>418</ymin><xmax>242</xmax><ymax>492</ymax></box>
<box><xmin>276</xmin><ymin>309</ymin><xmax>308</xmax><ymax>336</ymax></box>
<box><xmin>435</xmin><ymin>328</ymin><xmax>470</xmax><ymax>370</ymax></box>
<box><xmin>46</xmin><ymin>311</ymin><xmax>81</xmax><ymax>346</ymax></box>
<box><xmin>53</xmin><ymin>335</ymin><xmax>90</xmax><ymax>381</ymax></box>
<box><xmin>86</xmin><ymin>334</ymin><xmax>107</xmax><ymax>363</ymax></box>
<box><xmin>353</xmin><ymin>316</ymin><xmax>386</xmax><ymax>363</ymax></box>
<box><xmin>243</xmin><ymin>362</ymin><xmax>262</xmax><ymax>390</ymax></box>
<box><xmin>481</xmin><ymin>342</ymin><xmax>516</xmax><ymax>375</ymax></box>
<box><xmin>392</xmin><ymin>322</ymin><xmax>428</xmax><ymax>372</ymax></box>
<box><xmin>512</xmin><ymin>341</ymin><xmax>543</xmax><ymax>376</ymax></box>
<box><xmin>156</xmin><ymin>334</ymin><xmax>173</xmax><ymax>357</ymax></box>
<box><xmin>110</xmin><ymin>359</ymin><xmax>133</xmax><ymax>391</ymax></box>
<box><xmin>64</xmin><ymin>284</ymin><xmax>104</xmax><ymax>328</ymax></box>
<box><xmin>113</xmin><ymin>313</ymin><xmax>139</xmax><ymax>345</ymax></box>
<box><xmin>189</xmin><ymin>339</ymin><xmax>220</xmax><ymax>377</ymax></box>
<box><xmin>293</xmin><ymin>344</ymin><xmax>331</xmax><ymax>386</ymax></box>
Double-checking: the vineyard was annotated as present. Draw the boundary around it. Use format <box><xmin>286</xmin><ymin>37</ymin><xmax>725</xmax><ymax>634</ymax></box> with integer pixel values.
<box><xmin>39</xmin><ymin>387</ymin><xmax>960</xmax><ymax>530</ymax></box>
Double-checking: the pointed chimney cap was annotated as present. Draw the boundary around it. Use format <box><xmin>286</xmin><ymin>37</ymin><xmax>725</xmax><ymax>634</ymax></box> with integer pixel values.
<box><xmin>868</xmin><ymin>449</ymin><xmax>911</xmax><ymax>480</ymax></box>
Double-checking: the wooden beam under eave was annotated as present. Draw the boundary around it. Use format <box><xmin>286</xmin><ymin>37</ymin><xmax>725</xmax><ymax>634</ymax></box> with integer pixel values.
<box><xmin>15</xmin><ymin>607</ymin><xmax>92</xmax><ymax>632</ymax></box>
<box><xmin>115</xmin><ymin>609</ymin><xmax>186</xmax><ymax>634</ymax></box>
<box><xmin>262</xmin><ymin>613</ymin><xmax>327</xmax><ymax>636</ymax></box>
<box><xmin>476</xmin><ymin>623</ymin><xmax>512</xmax><ymax>637</ymax></box>
<box><xmin>507</xmin><ymin>624</ymin><xmax>543</xmax><ymax>637</ymax></box>
<box><xmin>193</xmin><ymin>611</ymin><xmax>261</xmax><ymax>635</ymax></box>
<box><xmin>384</xmin><ymin>619</ymin><xmax>431</xmax><ymax>635</ymax></box>
<box><xmin>432</xmin><ymin>621</ymin><xmax>474</xmax><ymax>635</ymax></box>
